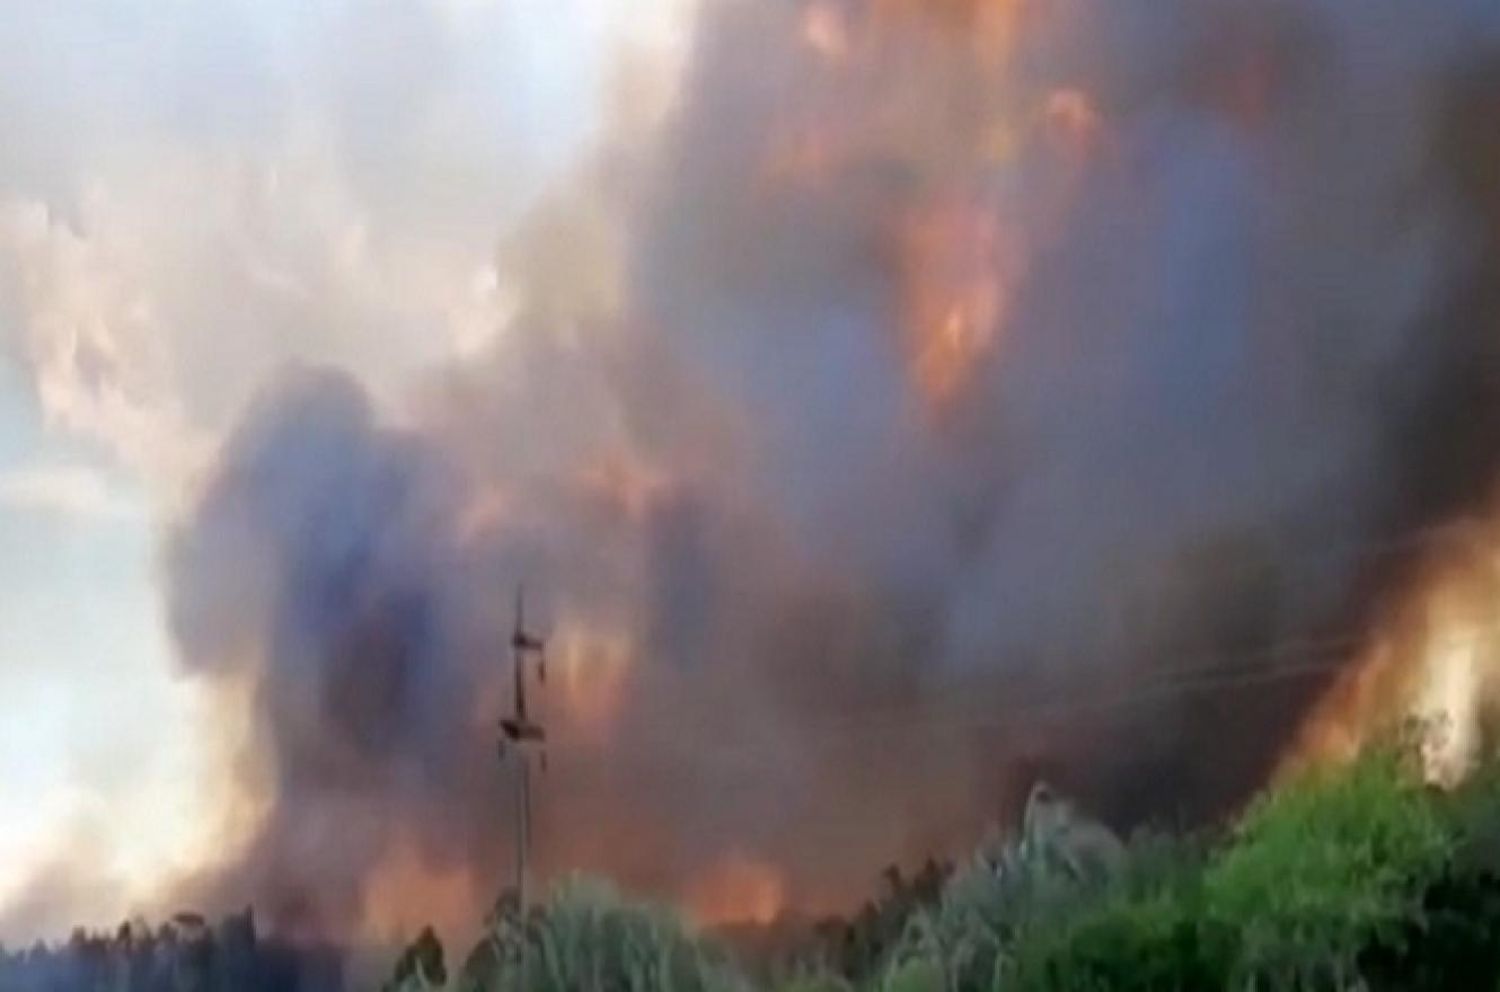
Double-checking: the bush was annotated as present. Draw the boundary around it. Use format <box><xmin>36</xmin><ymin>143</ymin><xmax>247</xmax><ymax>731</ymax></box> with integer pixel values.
<box><xmin>1006</xmin><ymin>889</ymin><xmax>1223</xmax><ymax>992</ymax></box>
<box><xmin>457</xmin><ymin>876</ymin><xmax>749</xmax><ymax>992</ymax></box>
<box><xmin>999</xmin><ymin>834</ymin><xmax>1218</xmax><ymax>992</ymax></box>
<box><xmin>773</xmin><ymin>977</ymin><xmax>852</xmax><ymax>992</ymax></box>
<box><xmin>875</xmin><ymin>957</ymin><xmax>942</xmax><ymax>992</ymax></box>
<box><xmin>893</xmin><ymin>733</ymin><xmax>1476</xmax><ymax>992</ymax></box>
<box><xmin>1204</xmin><ymin>739</ymin><xmax>1450</xmax><ymax>990</ymax></box>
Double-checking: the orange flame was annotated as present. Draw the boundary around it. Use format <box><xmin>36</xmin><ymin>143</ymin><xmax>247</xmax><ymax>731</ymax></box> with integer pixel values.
<box><xmin>685</xmin><ymin>852</ymin><xmax>787</xmax><ymax>926</ymax></box>
<box><xmin>766</xmin><ymin>2</ymin><xmax>1107</xmax><ymax>412</ymax></box>
<box><xmin>1284</xmin><ymin>518</ymin><xmax>1500</xmax><ymax>784</ymax></box>
<box><xmin>899</xmin><ymin>194</ymin><xmax>1017</xmax><ymax>407</ymax></box>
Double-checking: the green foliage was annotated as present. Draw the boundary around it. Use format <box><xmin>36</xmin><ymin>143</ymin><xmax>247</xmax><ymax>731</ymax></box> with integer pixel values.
<box><xmin>458</xmin><ymin>876</ymin><xmax>748</xmax><ymax>992</ymax></box>
<box><xmin>1359</xmin><ymin>749</ymin><xmax>1500</xmax><ymax>991</ymax></box>
<box><xmin>851</xmin><ymin>730</ymin><xmax>1500</xmax><ymax>992</ymax></box>
<box><xmin>1204</xmin><ymin>739</ymin><xmax>1450</xmax><ymax>990</ymax></box>
<box><xmin>1005</xmin><ymin>887</ymin><xmax>1221</xmax><ymax>992</ymax></box>
<box><xmin>890</xmin><ymin>842</ymin><xmax>1072</xmax><ymax>990</ymax></box>
<box><xmin>989</xmin><ymin>830</ymin><xmax>1214</xmax><ymax>992</ymax></box>
<box><xmin>819</xmin><ymin>861</ymin><xmax>951</xmax><ymax>984</ymax></box>
<box><xmin>875</xmin><ymin>957</ymin><xmax>942</xmax><ymax>992</ymax></box>
<box><xmin>773</xmin><ymin>978</ymin><xmax>852</xmax><ymax>992</ymax></box>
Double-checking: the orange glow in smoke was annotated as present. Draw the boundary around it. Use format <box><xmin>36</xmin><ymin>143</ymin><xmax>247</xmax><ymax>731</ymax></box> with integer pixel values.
<box><xmin>769</xmin><ymin>3</ymin><xmax>1107</xmax><ymax>412</ymax></box>
<box><xmin>362</xmin><ymin>833</ymin><xmax>484</xmax><ymax>945</ymax></box>
<box><xmin>800</xmin><ymin>0</ymin><xmax>1028</xmax><ymax>66</ymax></box>
<box><xmin>456</xmin><ymin>484</ymin><xmax>510</xmax><ymax>543</ymax></box>
<box><xmin>801</xmin><ymin>3</ymin><xmax>852</xmax><ymax>63</ymax></box>
<box><xmin>1042</xmin><ymin>88</ymin><xmax>1105</xmax><ymax>160</ymax></box>
<box><xmin>899</xmin><ymin>195</ymin><xmax>1017</xmax><ymax>408</ymax></box>
<box><xmin>686</xmin><ymin>852</ymin><xmax>787</xmax><ymax>926</ymax></box>
<box><xmin>550</xmin><ymin>625</ymin><xmax>634</xmax><ymax>744</ymax></box>
<box><xmin>866</xmin><ymin>0</ymin><xmax>1028</xmax><ymax>68</ymax></box>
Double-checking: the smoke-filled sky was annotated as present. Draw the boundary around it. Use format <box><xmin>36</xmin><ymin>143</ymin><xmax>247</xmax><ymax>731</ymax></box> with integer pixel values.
<box><xmin>0</xmin><ymin>0</ymin><xmax>687</xmax><ymax>941</ymax></box>
<box><xmin>6</xmin><ymin>0</ymin><xmax>1500</xmax><ymax>950</ymax></box>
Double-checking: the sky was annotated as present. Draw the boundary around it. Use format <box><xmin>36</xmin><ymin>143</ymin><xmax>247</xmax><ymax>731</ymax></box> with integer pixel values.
<box><xmin>0</xmin><ymin>0</ymin><xmax>689</xmax><ymax>941</ymax></box>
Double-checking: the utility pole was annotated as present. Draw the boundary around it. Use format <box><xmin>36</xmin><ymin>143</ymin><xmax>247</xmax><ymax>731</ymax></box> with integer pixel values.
<box><xmin>499</xmin><ymin>586</ymin><xmax>546</xmax><ymax>992</ymax></box>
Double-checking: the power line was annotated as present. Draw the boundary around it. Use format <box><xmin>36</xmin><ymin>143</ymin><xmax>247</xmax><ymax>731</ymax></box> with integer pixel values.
<box><xmin>524</xmin><ymin>514</ymin><xmax>1500</xmax><ymax>749</ymax></box>
<box><xmin>536</xmin><ymin>618</ymin><xmax>1500</xmax><ymax>779</ymax></box>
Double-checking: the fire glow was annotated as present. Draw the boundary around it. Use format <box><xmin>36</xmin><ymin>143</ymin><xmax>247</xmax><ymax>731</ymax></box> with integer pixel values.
<box><xmin>7</xmin><ymin>0</ymin><xmax>1500</xmax><ymax>953</ymax></box>
<box><xmin>1287</xmin><ymin>518</ymin><xmax>1500</xmax><ymax>785</ymax></box>
<box><xmin>686</xmin><ymin>854</ymin><xmax>787</xmax><ymax>927</ymax></box>
<box><xmin>774</xmin><ymin>0</ymin><xmax>1107</xmax><ymax>413</ymax></box>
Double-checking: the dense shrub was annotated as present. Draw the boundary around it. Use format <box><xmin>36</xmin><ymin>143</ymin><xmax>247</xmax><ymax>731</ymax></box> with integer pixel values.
<box><xmin>1203</xmin><ymin>740</ymin><xmax>1451</xmax><ymax>990</ymax></box>
<box><xmin>778</xmin><ymin>861</ymin><xmax>950</xmax><ymax>986</ymax></box>
<box><xmin>986</xmin><ymin>735</ymin><xmax>1470</xmax><ymax>992</ymax></box>
<box><xmin>453</xmin><ymin>877</ymin><xmax>747</xmax><ymax>992</ymax></box>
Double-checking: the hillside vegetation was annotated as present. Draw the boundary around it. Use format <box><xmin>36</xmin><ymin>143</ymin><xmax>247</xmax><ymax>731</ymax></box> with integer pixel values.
<box><xmin>11</xmin><ymin>727</ymin><xmax>1500</xmax><ymax>991</ymax></box>
<box><xmin>392</xmin><ymin>729</ymin><xmax>1500</xmax><ymax>992</ymax></box>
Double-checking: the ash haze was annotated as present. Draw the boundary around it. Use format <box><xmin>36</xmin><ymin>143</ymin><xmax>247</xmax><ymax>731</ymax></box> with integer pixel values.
<box><xmin>6</xmin><ymin>0</ymin><xmax>1500</xmax><ymax>955</ymax></box>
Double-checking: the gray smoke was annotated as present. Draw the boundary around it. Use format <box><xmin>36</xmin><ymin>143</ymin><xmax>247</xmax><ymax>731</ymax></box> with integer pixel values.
<box><xmin>166</xmin><ymin>0</ymin><xmax>1500</xmax><ymax>936</ymax></box>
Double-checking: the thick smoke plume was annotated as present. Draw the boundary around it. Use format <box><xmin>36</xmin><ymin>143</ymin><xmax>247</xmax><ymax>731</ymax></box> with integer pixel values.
<box><xmin>165</xmin><ymin>0</ymin><xmax>1500</xmax><ymax>939</ymax></box>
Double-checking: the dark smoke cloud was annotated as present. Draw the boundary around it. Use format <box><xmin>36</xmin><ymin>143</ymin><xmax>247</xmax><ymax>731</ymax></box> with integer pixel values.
<box><xmin>167</xmin><ymin>0</ymin><xmax>1500</xmax><ymax>936</ymax></box>
<box><xmin>167</xmin><ymin>369</ymin><xmax>482</xmax><ymax>934</ymax></box>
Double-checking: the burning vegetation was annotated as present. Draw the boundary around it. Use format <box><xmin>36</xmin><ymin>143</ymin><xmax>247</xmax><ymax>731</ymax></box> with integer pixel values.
<box><xmin>11</xmin><ymin>0</ymin><xmax>1500</xmax><ymax>984</ymax></box>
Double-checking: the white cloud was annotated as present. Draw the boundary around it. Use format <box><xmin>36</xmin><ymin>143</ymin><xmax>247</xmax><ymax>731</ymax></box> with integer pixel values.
<box><xmin>0</xmin><ymin>199</ymin><xmax>206</xmax><ymax>493</ymax></box>
<box><xmin>0</xmin><ymin>0</ymin><xmax>694</xmax><ymax>502</ymax></box>
<box><xmin>0</xmin><ymin>462</ymin><xmax>135</xmax><ymax>522</ymax></box>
